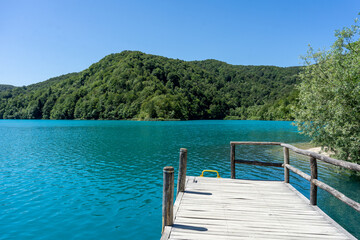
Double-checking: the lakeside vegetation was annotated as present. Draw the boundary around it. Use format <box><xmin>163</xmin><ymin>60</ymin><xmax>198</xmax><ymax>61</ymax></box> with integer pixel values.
<box><xmin>294</xmin><ymin>17</ymin><xmax>360</xmax><ymax>166</ymax></box>
<box><xmin>0</xmin><ymin>51</ymin><xmax>301</xmax><ymax>120</ymax></box>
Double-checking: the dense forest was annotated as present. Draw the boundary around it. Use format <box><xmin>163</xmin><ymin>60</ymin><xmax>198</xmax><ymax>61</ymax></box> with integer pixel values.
<box><xmin>0</xmin><ymin>84</ymin><xmax>15</xmax><ymax>92</ymax></box>
<box><xmin>0</xmin><ymin>51</ymin><xmax>301</xmax><ymax>120</ymax></box>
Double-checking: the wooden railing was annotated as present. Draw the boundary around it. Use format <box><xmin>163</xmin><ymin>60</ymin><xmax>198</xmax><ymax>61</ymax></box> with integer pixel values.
<box><xmin>230</xmin><ymin>141</ymin><xmax>360</xmax><ymax>212</ymax></box>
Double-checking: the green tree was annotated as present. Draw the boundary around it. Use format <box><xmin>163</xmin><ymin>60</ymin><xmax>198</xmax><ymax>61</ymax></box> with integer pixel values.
<box><xmin>295</xmin><ymin>16</ymin><xmax>360</xmax><ymax>164</ymax></box>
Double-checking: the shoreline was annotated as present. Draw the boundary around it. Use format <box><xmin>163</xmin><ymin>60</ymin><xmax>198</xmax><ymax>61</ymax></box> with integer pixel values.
<box><xmin>306</xmin><ymin>146</ymin><xmax>333</xmax><ymax>157</ymax></box>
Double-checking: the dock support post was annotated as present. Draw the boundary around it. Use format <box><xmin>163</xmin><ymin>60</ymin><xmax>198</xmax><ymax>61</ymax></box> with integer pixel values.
<box><xmin>177</xmin><ymin>148</ymin><xmax>187</xmax><ymax>195</ymax></box>
<box><xmin>310</xmin><ymin>157</ymin><xmax>318</xmax><ymax>205</ymax></box>
<box><xmin>162</xmin><ymin>166</ymin><xmax>174</xmax><ymax>233</ymax></box>
<box><xmin>230</xmin><ymin>143</ymin><xmax>235</xmax><ymax>179</ymax></box>
<box><xmin>283</xmin><ymin>147</ymin><xmax>289</xmax><ymax>183</ymax></box>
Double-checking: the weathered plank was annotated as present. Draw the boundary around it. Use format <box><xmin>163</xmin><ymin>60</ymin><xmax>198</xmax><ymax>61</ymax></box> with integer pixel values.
<box><xmin>160</xmin><ymin>226</ymin><xmax>172</xmax><ymax>240</ymax></box>
<box><xmin>235</xmin><ymin>159</ymin><xmax>283</xmax><ymax>167</ymax></box>
<box><xmin>231</xmin><ymin>141</ymin><xmax>282</xmax><ymax>145</ymax></box>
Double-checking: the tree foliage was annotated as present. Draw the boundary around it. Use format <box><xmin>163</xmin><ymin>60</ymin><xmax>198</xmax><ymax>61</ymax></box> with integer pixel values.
<box><xmin>295</xmin><ymin>17</ymin><xmax>360</xmax><ymax>164</ymax></box>
<box><xmin>0</xmin><ymin>51</ymin><xmax>301</xmax><ymax>120</ymax></box>
<box><xmin>0</xmin><ymin>84</ymin><xmax>15</xmax><ymax>92</ymax></box>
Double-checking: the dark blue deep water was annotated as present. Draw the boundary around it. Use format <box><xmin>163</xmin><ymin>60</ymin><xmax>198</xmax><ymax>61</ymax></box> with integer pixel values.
<box><xmin>0</xmin><ymin>120</ymin><xmax>359</xmax><ymax>239</ymax></box>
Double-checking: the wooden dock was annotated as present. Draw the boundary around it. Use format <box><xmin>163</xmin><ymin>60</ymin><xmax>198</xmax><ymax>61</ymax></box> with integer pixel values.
<box><xmin>162</xmin><ymin>177</ymin><xmax>355</xmax><ymax>240</ymax></box>
<box><xmin>161</xmin><ymin>143</ymin><xmax>360</xmax><ymax>240</ymax></box>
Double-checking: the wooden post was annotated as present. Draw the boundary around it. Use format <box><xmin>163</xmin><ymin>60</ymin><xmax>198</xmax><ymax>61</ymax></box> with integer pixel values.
<box><xmin>162</xmin><ymin>166</ymin><xmax>174</xmax><ymax>233</ymax></box>
<box><xmin>310</xmin><ymin>157</ymin><xmax>318</xmax><ymax>205</ymax></box>
<box><xmin>177</xmin><ymin>148</ymin><xmax>187</xmax><ymax>195</ymax></box>
<box><xmin>230</xmin><ymin>143</ymin><xmax>235</xmax><ymax>179</ymax></box>
<box><xmin>283</xmin><ymin>147</ymin><xmax>290</xmax><ymax>183</ymax></box>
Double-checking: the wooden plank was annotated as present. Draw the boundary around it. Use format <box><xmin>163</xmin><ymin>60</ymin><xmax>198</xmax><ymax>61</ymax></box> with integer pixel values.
<box><xmin>170</xmin><ymin>218</ymin><xmax>350</xmax><ymax>238</ymax></box>
<box><xmin>190</xmin><ymin>177</ymin><xmax>282</xmax><ymax>183</ymax></box>
<box><xmin>174</xmin><ymin>216</ymin><xmax>337</xmax><ymax>228</ymax></box>
<box><xmin>231</xmin><ymin>141</ymin><xmax>282</xmax><ymax>145</ymax></box>
<box><xmin>160</xmin><ymin>226</ymin><xmax>172</xmax><ymax>240</ymax></box>
<box><xmin>170</xmin><ymin>231</ymin><xmax>349</xmax><ymax>240</ymax></box>
<box><xmin>173</xmin><ymin>191</ymin><xmax>184</xmax><ymax>220</ymax></box>
<box><xmin>176</xmin><ymin>206</ymin><xmax>320</xmax><ymax>215</ymax></box>
<box><xmin>170</xmin><ymin>229</ymin><xmax>350</xmax><ymax>240</ymax></box>
<box><xmin>171</xmin><ymin>222</ymin><xmax>347</xmax><ymax>236</ymax></box>
<box><xmin>234</xmin><ymin>159</ymin><xmax>283</xmax><ymax>167</ymax></box>
<box><xmin>175</xmin><ymin>212</ymin><xmax>328</xmax><ymax>223</ymax></box>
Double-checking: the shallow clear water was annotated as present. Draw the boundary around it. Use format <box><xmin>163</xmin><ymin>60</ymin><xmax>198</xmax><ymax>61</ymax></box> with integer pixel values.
<box><xmin>0</xmin><ymin>120</ymin><xmax>359</xmax><ymax>239</ymax></box>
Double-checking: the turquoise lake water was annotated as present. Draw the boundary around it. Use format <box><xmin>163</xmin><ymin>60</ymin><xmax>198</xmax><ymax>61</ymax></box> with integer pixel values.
<box><xmin>0</xmin><ymin>120</ymin><xmax>359</xmax><ymax>239</ymax></box>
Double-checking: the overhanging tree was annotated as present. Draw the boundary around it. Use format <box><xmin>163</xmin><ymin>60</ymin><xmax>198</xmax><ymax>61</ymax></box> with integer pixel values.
<box><xmin>295</xmin><ymin>16</ymin><xmax>360</xmax><ymax>164</ymax></box>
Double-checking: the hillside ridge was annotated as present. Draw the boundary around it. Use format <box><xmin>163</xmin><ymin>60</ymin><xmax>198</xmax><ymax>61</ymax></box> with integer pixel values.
<box><xmin>0</xmin><ymin>51</ymin><xmax>301</xmax><ymax>120</ymax></box>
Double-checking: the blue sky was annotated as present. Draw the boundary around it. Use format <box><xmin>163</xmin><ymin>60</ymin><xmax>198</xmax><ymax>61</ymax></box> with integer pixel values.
<box><xmin>0</xmin><ymin>0</ymin><xmax>359</xmax><ymax>86</ymax></box>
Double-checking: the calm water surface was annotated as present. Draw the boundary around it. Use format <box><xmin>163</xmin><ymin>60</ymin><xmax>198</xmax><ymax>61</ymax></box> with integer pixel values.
<box><xmin>0</xmin><ymin>120</ymin><xmax>359</xmax><ymax>239</ymax></box>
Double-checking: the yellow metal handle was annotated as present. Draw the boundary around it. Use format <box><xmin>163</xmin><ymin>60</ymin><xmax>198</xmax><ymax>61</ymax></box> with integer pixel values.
<box><xmin>199</xmin><ymin>170</ymin><xmax>221</xmax><ymax>178</ymax></box>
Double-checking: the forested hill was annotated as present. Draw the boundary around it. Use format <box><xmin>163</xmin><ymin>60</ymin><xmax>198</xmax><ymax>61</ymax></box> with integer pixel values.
<box><xmin>0</xmin><ymin>51</ymin><xmax>301</xmax><ymax>120</ymax></box>
<box><xmin>0</xmin><ymin>84</ymin><xmax>15</xmax><ymax>92</ymax></box>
